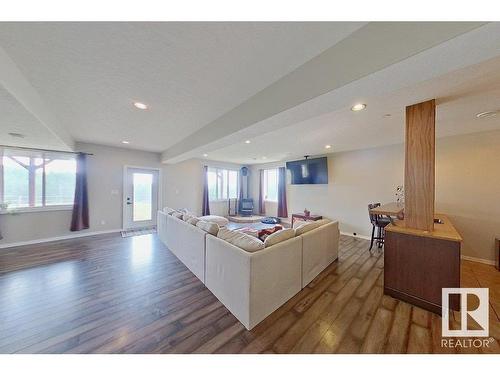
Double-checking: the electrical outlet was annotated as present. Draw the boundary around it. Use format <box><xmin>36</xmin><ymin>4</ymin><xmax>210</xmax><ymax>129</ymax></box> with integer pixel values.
<box><xmin>100</xmin><ymin>220</ymin><xmax>106</xmax><ymax>225</ymax></box>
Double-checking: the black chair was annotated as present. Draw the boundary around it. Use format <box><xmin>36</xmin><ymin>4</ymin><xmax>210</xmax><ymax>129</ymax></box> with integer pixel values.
<box><xmin>368</xmin><ymin>203</ymin><xmax>391</xmax><ymax>251</ymax></box>
<box><xmin>239</xmin><ymin>199</ymin><xmax>254</xmax><ymax>216</ymax></box>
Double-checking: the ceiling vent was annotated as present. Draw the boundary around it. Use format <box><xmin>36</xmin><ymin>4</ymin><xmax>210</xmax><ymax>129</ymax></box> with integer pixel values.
<box><xmin>8</xmin><ymin>132</ymin><xmax>26</xmax><ymax>138</ymax></box>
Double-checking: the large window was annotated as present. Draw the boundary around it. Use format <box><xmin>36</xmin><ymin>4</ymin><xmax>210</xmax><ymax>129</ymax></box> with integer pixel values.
<box><xmin>263</xmin><ymin>168</ymin><xmax>278</xmax><ymax>202</ymax></box>
<box><xmin>207</xmin><ymin>167</ymin><xmax>238</xmax><ymax>201</ymax></box>
<box><xmin>1</xmin><ymin>149</ymin><xmax>76</xmax><ymax>210</ymax></box>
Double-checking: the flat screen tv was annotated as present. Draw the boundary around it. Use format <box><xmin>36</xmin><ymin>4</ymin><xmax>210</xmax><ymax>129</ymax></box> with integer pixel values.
<box><xmin>286</xmin><ymin>157</ymin><xmax>328</xmax><ymax>185</ymax></box>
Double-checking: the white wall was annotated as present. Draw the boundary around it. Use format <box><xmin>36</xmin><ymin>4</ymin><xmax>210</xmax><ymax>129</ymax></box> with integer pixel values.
<box><xmin>0</xmin><ymin>142</ymin><xmax>161</xmax><ymax>245</ymax></box>
<box><xmin>250</xmin><ymin>130</ymin><xmax>500</xmax><ymax>263</ymax></box>
<box><xmin>162</xmin><ymin>158</ymin><xmax>242</xmax><ymax>217</ymax></box>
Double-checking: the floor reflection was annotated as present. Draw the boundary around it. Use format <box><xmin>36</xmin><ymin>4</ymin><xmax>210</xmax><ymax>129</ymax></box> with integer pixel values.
<box><xmin>130</xmin><ymin>234</ymin><xmax>154</xmax><ymax>270</ymax></box>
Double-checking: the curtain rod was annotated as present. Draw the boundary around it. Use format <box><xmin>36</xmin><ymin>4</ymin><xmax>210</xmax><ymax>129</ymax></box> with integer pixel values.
<box><xmin>0</xmin><ymin>144</ymin><xmax>94</xmax><ymax>156</ymax></box>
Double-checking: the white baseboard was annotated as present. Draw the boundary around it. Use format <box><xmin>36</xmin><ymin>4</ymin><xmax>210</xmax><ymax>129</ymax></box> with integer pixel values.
<box><xmin>0</xmin><ymin>229</ymin><xmax>122</xmax><ymax>250</ymax></box>
<box><xmin>461</xmin><ymin>255</ymin><xmax>497</xmax><ymax>266</ymax></box>
<box><xmin>340</xmin><ymin>231</ymin><xmax>371</xmax><ymax>241</ymax></box>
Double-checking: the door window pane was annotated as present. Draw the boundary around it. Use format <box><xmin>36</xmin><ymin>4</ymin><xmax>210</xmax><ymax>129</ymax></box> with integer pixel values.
<box><xmin>133</xmin><ymin>173</ymin><xmax>153</xmax><ymax>221</ymax></box>
<box><xmin>3</xmin><ymin>157</ymin><xmax>29</xmax><ymax>208</ymax></box>
<box><xmin>45</xmin><ymin>159</ymin><xmax>76</xmax><ymax>206</ymax></box>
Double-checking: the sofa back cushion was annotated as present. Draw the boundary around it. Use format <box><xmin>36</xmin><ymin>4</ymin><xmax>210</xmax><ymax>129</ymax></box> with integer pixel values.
<box><xmin>295</xmin><ymin>221</ymin><xmax>322</xmax><ymax>236</ymax></box>
<box><xmin>217</xmin><ymin>227</ymin><xmax>265</xmax><ymax>252</ymax></box>
<box><xmin>199</xmin><ymin>215</ymin><xmax>229</xmax><ymax>227</ymax></box>
<box><xmin>264</xmin><ymin>228</ymin><xmax>295</xmax><ymax>248</ymax></box>
<box><xmin>196</xmin><ymin>220</ymin><xmax>219</xmax><ymax>235</ymax></box>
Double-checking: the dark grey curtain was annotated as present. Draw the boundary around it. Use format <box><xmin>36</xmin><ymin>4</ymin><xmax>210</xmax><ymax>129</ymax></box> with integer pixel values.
<box><xmin>277</xmin><ymin>167</ymin><xmax>288</xmax><ymax>218</ymax></box>
<box><xmin>202</xmin><ymin>165</ymin><xmax>210</xmax><ymax>216</ymax></box>
<box><xmin>259</xmin><ymin>169</ymin><xmax>265</xmax><ymax>215</ymax></box>
<box><xmin>70</xmin><ymin>153</ymin><xmax>89</xmax><ymax>231</ymax></box>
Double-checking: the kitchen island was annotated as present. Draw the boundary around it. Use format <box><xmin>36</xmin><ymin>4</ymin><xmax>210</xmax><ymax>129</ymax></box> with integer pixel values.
<box><xmin>384</xmin><ymin>214</ymin><xmax>462</xmax><ymax>314</ymax></box>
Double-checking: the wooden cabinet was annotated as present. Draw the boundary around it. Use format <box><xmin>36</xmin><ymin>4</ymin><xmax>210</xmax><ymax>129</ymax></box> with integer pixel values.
<box><xmin>384</xmin><ymin>214</ymin><xmax>462</xmax><ymax>314</ymax></box>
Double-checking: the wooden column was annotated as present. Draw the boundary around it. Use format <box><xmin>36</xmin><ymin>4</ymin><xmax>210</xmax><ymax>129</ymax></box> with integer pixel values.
<box><xmin>404</xmin><ymin>99</ymin><xmax>435</xmax><ymax>231</ymax></box>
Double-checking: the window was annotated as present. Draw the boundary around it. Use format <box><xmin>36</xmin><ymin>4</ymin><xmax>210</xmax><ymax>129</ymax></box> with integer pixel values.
<box><xmin>207</xmin><ymin>167</ymin><xmax>238</xmax><ymax>201</ymax></box>
<box><xmin>1</xmin><ymin>149</ymin><xmax>76</xmax><ymax>210</ymax></box>
<box><xmin>264</xmin><ymin>168</ymin><xmax>278</xmax><ymax>202</ymax></box>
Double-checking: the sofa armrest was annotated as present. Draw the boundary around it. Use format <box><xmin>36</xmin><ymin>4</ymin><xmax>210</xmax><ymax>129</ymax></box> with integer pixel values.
<box><xmin>205</xmin><ymin>235</ymin><xmax>252</xmax><ymax>326</ymax></box>
<box><xmin>249</xmin><ymin>236</ymin><xmax>302</xmax><ymax>328</ymax></box>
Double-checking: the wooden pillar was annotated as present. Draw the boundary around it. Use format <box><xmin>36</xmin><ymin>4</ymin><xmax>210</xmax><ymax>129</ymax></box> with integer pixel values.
<box><xmin>404</xmin><ymin>99</ymin><xmax>435</xmax><ymax>231</ymax></box>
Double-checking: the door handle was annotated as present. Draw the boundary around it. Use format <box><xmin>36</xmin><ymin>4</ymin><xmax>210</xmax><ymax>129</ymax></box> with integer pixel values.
<box><xmin>126</xmin><ymin>197</ymin><xmax>132</xmax><ymax>205</ymax></box>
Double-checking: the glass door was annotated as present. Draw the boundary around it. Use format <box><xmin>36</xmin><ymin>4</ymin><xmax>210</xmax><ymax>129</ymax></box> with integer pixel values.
<box><xmin>124</xmin><ymin>167</ymin><xmax>159</xmax><ymax>229</ymax></box>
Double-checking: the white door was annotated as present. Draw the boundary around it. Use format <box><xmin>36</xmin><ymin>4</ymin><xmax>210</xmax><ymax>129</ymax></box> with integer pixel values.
<box><xmin>124</xmin><ymin>167</ymin><xmax>159</xmax><ymax>229</ymax></box>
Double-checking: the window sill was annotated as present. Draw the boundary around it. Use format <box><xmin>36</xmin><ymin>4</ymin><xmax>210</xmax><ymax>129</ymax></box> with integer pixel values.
<box><xmin>0</xmin><ymin>205</ymin><xmax>74</xmax><ymax>215</ymax></box>
<box><xmin>264</xmin><ymin>200</ymin><xmax>278</xmax><ymax>203</ymax></box>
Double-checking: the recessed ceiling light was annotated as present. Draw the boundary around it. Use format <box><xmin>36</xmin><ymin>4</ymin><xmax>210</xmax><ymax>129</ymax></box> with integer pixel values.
<box><xmin>122</xmin><ymin>140</ymin><xmax>130</xmax><ymax>144</ymax></box>
<box><xmin>203</xmin><ymin>153</ymin><xmax>208</xmax><ymax>157</ymax></box>
<box><xmin>245</xmin><ymin>140</ymin><xmax>251</xmax><ymax>144</ymax></box>
<box><xmin>325</xmin><ymin>145</ymin><xmax>332</xmax><ymax>149</ymax></box>
<box><xmin>351</xmin><ymin>103</ymin><xmax>366</xmax><ymax>112</ymax></box>
<box><xmin>262</xmin><ymin>156</ymin><xmax>267</xmax><ymax>159</ymax></box>
<box><xmin>476</xmin><ymin>111</ymin><xmax>497</xmax><ymax>118</ymax></box>
<box><xmin>8</xmin><ymin>132</ymin><xmax>25</xmax><ymax>138</ymax></box>
<box><xmin>133</xmin><ymin>102</ymin><xmax>148</xmax><ymax>110</ymax></box>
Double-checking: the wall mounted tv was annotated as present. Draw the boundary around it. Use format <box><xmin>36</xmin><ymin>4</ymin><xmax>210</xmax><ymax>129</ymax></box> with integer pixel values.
<box><xmin>286</xmin><ymin>157</ymin><xmax>328</xmax><ymax>185</ymax></box>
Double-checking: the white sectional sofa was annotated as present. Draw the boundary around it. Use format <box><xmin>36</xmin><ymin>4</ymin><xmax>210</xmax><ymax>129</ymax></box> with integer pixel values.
<box><xmin>156</xmin><ymin>209</ymin><xmax>339</xmax><ymax>330</ymax></box>
<box><xmin>165</xmin><ymin>214</ymin><xmax>207</xmax><ymax>283</ymax></box>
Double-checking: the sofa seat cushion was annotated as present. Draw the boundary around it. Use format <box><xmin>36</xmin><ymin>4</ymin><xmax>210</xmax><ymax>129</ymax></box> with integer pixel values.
<box><xmin>217</xmin><ymin>227</ymin><xmax>264</xmax><ymax>252</ymax></box>
<box><xmin>264</xmin><ymin>228</ymin><xmax>295</xmax><ymax>248</ymax></box>
<box><xmin>199</xmin><ymin>215</ymin><xmax>229</xmax><ymax>227</ymax></box>
<box><xmin>196</xmin><ymin>220</ymin><xmax>219</xmax><ymax>235</ymax></box>
<box><xmin>234</xmin><ymin>227</ymin><xmax>259</xmax><ymax>237</ymax></box>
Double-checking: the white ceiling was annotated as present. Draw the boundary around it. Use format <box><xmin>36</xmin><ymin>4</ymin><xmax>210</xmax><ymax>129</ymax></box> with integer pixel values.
<box><xmin>0</xmin><ymin>22</ymin><xmax>364</xmax><ymax>152</ymax></box>
<box><xmin>205</xmin><ymin>55</ymin><xmax>500</xmax><ymax>164</ymax></box>
<box><xmin>0</xmin><ymin>86</ymin><xmax>67</xmax><ymax>150</ymax></box>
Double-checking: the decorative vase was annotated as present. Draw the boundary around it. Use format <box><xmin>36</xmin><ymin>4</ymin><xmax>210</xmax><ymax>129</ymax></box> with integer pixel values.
<box><xmin>304</xmin><ymin>209</ymin><xmax>310</xmax><ymax>217</ymax></box>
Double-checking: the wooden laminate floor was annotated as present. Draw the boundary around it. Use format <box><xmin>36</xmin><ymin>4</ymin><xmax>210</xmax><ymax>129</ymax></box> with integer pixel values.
<box><xmin>0</xmin><ymin>233</ymin><xmax>498</xmax><ymax>354</ymax></box>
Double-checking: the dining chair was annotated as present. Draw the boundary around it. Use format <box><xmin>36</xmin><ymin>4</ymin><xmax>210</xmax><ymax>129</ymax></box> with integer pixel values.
<box><xmin>368</xmin><ymin>203</ymin><xmax>391</xmax><ymax>251</ymax></box>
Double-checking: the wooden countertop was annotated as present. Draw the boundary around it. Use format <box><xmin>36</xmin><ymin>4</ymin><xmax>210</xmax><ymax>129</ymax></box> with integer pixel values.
<box><xmin>369</xmin><ymin>202</ymin><xmax>404</xmax><ymax>216</ymax></box>
<box><xmin>385</xmin><ymin>214</ymin><xmax>463</xmax><ymax>242</ymax></box>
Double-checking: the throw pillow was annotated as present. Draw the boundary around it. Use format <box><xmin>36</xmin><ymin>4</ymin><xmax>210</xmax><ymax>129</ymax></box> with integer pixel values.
<box><xmin>258</xmin><ymin>225</ymin><xmax>283</xmax><ymax>241</ymax></box>
<box><xmin>172</xmin><ymin>211</ymin><xmax>184</xmax><ymax>219</ymax></box>
<box><xmin>217</xmin><ymin>227</ymin><xmax>265</xmax><ymax>252</ymax></box>
<box><xmin>198</xmin><ymin>215</ymin><xmax>229</xmax><ymax>227</ymax></box>
<box><xmin>187</xmin><ymin>217</ymin><xmax>200</xmax><ymax>226</ymax></box>
<box><xmin>196</xmin><ymin>220</ymin><xmax>219</xmax><ymax>235</ymax></box>
<box><xmin>163</xmin><ymin>206</ymin><xmax>175</xmax><ymax>214</ymax></box>
<box><xmin>264</xmin><ymin>228</ymin><xmax>295</xmax><ymax>248</ymax></box>
<box><xmin>295</xmin><ymin>221</ymin><xmax>323</xmax><ymax>236</ymax></box>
